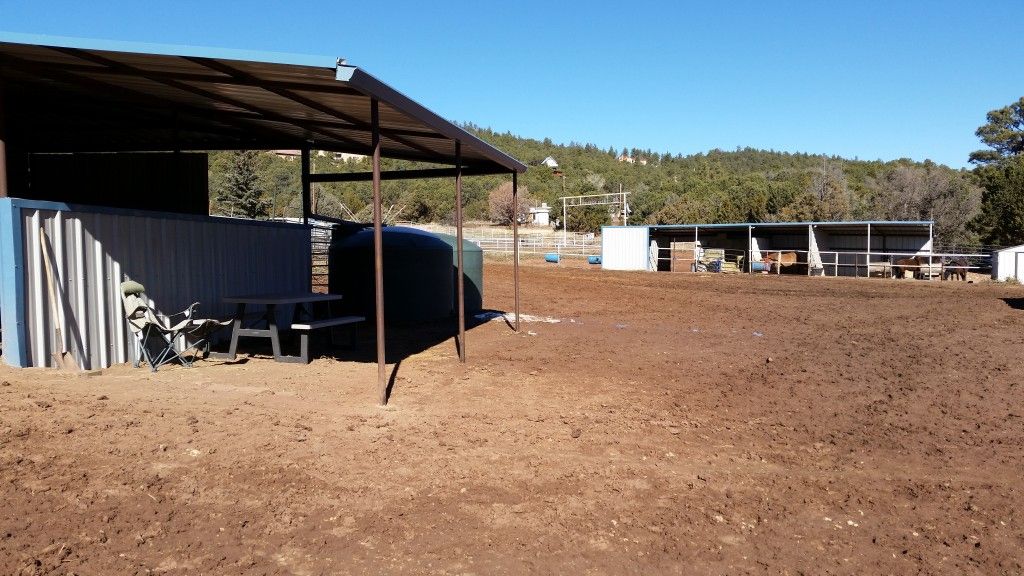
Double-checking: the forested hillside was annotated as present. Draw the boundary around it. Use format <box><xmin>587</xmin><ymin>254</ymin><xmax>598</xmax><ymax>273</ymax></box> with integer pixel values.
<box><xmin>209</xmin><ymin>97</ymin><xmax>1024</xmax><ymax>247</ymax></box>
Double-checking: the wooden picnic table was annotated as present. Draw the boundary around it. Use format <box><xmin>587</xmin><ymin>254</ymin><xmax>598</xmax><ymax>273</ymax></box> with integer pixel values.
<box><xmin>213</xmin><ymin>292</ymin><xmax>347</xmax><ymax>363</ymax></box>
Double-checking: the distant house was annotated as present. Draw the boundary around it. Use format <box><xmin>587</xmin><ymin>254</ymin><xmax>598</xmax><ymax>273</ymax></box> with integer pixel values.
<box><xmin>616</xmin><ymin>153</ymin><xmax>647</xmax><ymax>165</ymax></box>
<box><xmin>529</xmin><ymin>202</ymin><xmax>552</xmax><ymax>226</ymax></box>
<box><xmin>334</xmin><ymin>152</ymin><xmax>367</xmax><ymax>162</ymax></box>
<box><xmin>273</xmin><ymin>149</ymin><xmax>302</xmax><ymax>160</ymax></box>
<box><xmin>540</xmin><ymin>156</ymin><xmax>559</xmax><ymax>169</ymax></box>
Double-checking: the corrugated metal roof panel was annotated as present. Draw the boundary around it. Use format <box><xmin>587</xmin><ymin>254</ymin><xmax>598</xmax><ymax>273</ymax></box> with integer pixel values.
<box><xmin>0</xmin><ymin>33</ymin><xmax>526</xmax><ymax>172</ymax></box>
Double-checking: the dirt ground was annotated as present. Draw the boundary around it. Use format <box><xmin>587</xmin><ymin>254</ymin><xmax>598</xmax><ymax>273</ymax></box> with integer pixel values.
<box><xmin>2</xmin><ymin>261</ymin><xmax>1024</xmax><ymax>575</ymax></box>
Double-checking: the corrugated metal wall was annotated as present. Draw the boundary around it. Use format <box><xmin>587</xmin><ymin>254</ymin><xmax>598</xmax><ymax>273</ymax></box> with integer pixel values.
<box><xmin>601</xmin><ymin>227</ymin><xmax>650</xmax><ymax>271</ymax></box>
<box><xmin>18</xmin><ymin>205</ymin><xmax>310</xmax><ymax>369</ymax></box>
<box><xmin>993</xmin><ymin>248</ymin><xmax>1024</xmax><ymax>282</ymax></box>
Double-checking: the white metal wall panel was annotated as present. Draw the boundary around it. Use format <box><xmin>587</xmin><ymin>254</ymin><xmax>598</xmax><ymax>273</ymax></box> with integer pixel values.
<box><xmin>601</xmin><ymin>227</ymin><xmax>650</xmax><ymax>271</ymax></box>
<box><xmin>20</xmin><ymin>207</ymin><xmax>310</xmax><ymax>369</ymax></box>
<box><xmin>993</xmin><ymin>247</ymin><xmax>1024</xmax><ymax>282</ymax></box>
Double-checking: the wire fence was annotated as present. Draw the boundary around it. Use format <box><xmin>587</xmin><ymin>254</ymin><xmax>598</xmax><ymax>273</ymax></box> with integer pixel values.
<box><xmin>402</xmin><ymin>223</ymin><xmax>601</xmax><ymax>257</ymax></box>
<box><xmin>657</xmin><ymin>248</ymin><xmax>993</xmax><ymax>278</ymax></box>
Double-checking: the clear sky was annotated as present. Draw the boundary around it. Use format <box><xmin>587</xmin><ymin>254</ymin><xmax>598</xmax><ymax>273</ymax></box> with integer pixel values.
<box><xmin>2</xmin><ymin>0</ymin><xmax>1021</xmax><ymax>168</ymax></box>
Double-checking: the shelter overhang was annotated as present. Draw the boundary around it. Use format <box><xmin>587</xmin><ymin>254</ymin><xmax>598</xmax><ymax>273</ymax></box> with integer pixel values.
<box><xmin>0</xmin><ymin>33</ymin><xmax>526</xmax><ymax>173</ymax></box>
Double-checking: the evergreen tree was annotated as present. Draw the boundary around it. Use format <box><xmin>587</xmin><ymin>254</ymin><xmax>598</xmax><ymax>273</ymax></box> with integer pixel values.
<box><xmin>970</xmin><ymin>97</ymin><xmax>1024</xmax><ymax>245</ymax></box>
<box><xmin>217</xmin><ymin>150</ymin><xmax>270</xmax><ymax>219</ymax></box>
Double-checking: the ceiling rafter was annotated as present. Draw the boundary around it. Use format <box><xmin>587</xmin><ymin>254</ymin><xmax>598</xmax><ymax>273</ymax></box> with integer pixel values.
<box><xmin>49</xmin><ymin>46</ymin><xmax>372</xmax><ymax>153</ymax></box>
<box><xmin>0</xmin><ymin>52</ymin><xmax>302</xmax><ymax>148</ymax></box>
<box><xmin>183</xmin><ymin>56</ymin><xmax>448</xmax><ymax>159</ymax></box>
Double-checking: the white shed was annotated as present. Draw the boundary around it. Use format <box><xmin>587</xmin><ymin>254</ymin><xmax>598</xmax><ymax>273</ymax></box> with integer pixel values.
<box><xmin>601</xmin><ymin>226</ymin><xmax>650</xmax><ymax>270</ymax></box>
<box><xmin>992</xmin><ymin>244</ymin><xmax>1024</xmax><ymax>282</ymax></box>
<box><xmin>529</xmin><ymin>202</ymin><xmax>551</xmax><ymax>226</ymax></box>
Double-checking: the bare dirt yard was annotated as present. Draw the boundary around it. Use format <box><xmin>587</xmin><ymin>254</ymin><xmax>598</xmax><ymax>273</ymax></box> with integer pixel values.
<box><xmin>2</xmin><ymin>261</ymin><xmax>1024</xmax><ymax>575</ymax></box>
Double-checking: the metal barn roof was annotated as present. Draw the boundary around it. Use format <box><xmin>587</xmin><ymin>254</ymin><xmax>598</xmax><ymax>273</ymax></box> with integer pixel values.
<box><xmin>619</xmin><ymin>220</ymin><xmax>934</xmax><ymax>236</ymax></box>
<box><xmin>0</xmin><ymin>32</ymin><xmax>526</xmax><ymax>173</ymax></box>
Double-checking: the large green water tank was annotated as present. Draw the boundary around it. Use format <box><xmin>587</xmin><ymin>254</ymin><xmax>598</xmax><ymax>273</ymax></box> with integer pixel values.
<box><xmin>433</xmin><ymin>232</ymin><xmax>484</xmax><ymax>314</ymax></box>
<box><xmin>329</xmin><ymin>227</ymin><xmax>453</xmax><ymax>324</ymax></box>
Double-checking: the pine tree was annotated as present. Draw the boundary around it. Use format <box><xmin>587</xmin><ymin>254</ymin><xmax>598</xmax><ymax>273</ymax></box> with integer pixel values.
<box><xmin>217</xmin><ymin>150</ymin><xmax>270</xmax><ymax>218</ymax></box>
<box><xmin>969</xmin><ymin>97</ymin><xmax>1024</xmax><ymax>245</ymax></box>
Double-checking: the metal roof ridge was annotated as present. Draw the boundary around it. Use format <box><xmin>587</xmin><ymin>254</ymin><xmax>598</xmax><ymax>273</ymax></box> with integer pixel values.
<box><xmin>648</xmin><ymin>220</ymin><xmax>934</xmax><ymax>227</ymax></box>
<box><xmin>0</xmin><ymin>31</ymin><xmax>336</xmax><ymax>68</ymax></box>
<box><xmin>339</xmin><ymin>65</ymin><xmax>527</xmax><ymax>173</ymax></box>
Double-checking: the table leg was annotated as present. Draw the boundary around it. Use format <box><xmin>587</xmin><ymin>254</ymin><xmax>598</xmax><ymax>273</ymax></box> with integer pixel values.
<box><xmin>210</xmin><ymin>303</ymin><xmax>245</xmax><ymax>360</ymax></box>
<box><xmin>267</xmin><ymin>303</ymin><xmax>283</xmax><ymax>359</ymax></box>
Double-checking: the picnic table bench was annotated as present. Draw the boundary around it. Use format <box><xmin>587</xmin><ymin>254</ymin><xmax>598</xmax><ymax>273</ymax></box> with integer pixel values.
<box><xmin>213</xmin><ymin>293</ymin><xmax>364</xmax><ymax>364</ymax></box>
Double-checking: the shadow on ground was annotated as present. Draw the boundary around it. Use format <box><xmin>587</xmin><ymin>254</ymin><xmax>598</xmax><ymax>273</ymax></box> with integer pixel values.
<box><xmin>209</xmin><ymin>309</ymin><xmax>506</xmax><ymax>366</ymax></box>
<box><xmin>1002</xmin><ymin>297</ymin><xmax>1024</xmax><ymax>310</ymax></box>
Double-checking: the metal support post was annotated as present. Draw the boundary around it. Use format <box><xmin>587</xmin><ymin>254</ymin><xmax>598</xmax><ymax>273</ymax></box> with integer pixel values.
<box><xmin>0</xmin><ymin>81</ymin><xmax>8</xmax><ymax>198</ymax></box>
<box><xmin>455</xmin><ymin>141</ymin><xmax>466</xmax><ymax>362</ymax></box>
<box><xmin>562</xmin><ymin>198</ymin><xmax>567</xmax><ymax>247</ymax></box>
<box><xmin>371</xmin><ymin>99</ymin><xmax>387</xmax><ymax>405</ymax></box>
<box><xmin>300</xmin><ymin>147</ymin><xmax>311</xmax><ymax>225</ymax></box>
<box><xmin>748</xmin><ymin>225</ymin><xmax>753</xmax><ymax>273</ymax></box>
<box><xmin>928</xmin><ymin>222</ymin><xmax>933</xmax><ymax>281</ymax></box>
<box><xmin>512</xmin><ymin>171</ymin><xmax>520</xmax><ymax>332</ymax></box>
<box><xmin>866</xmin><ymin>223</ymin><xmax>871</xmax><ymax>279</ymax></box>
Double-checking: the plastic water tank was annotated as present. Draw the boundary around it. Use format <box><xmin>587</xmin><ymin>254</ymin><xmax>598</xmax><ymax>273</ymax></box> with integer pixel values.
<box><xmin>329</xmin><ymin>226</ymin><xmax>453</xmax><ymax>324</ymax></box>
<box><xmin>432</xmin><ymin>233</ymin><xmax>484</xmax><ymax>314</ymax></box>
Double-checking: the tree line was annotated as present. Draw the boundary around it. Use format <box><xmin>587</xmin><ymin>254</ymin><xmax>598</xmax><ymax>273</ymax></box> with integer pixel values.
<box><xmin>211</xmin><ymin>97</ymin><xmax>1024</xmax><ymax>248</ymax></box>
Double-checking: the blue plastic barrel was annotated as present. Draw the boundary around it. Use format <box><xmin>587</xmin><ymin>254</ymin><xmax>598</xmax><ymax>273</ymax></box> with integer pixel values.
<box><xmin>544</xmin><ymin>253</ymin><xmax>560</xmax><ymax>263</ymax></box>
<box><xmin>588</xmin><ymin>255</ymin><xmax>602</xmax><ymax>265</ymax></box>
<box><xmin>751</xmin><ymin>261</ymin><xmax>771</xmax><ymax>272</ymax></box>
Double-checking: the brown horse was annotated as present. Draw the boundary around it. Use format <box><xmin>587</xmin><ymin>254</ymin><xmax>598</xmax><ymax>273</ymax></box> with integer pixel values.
<box><xmin>762</xmin><ymin>251</ymin><xmax>798</xmax><ymax>273</ymax></box>
<box><xmin>892</xmin><ymin>256</ymin><xmax>921</xmax><ymax>279</ymax></box>
<box><xmin>942</xmin><ymin>257</ymin><xmax>968</xmax><ymax>281</ymax></box>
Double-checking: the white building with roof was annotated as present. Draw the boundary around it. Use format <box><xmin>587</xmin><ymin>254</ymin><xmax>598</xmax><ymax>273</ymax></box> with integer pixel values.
<box><xmin>992</xmin><ymin>244</ymin><xmax>1024</xmax><ymax>282</ymax></box>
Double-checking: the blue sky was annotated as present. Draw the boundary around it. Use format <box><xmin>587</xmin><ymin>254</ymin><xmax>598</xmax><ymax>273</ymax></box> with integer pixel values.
<box><xmin>2</xmin><ymin>0</ymin><xmax>1021</xmax><ymax>168</ymax></box>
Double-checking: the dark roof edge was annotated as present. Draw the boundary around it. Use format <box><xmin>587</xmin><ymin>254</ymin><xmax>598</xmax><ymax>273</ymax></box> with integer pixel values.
<box><xmin>339</xmin><ymin>65</ymin><xmax>527</xmax><ymax>173</ymax></box>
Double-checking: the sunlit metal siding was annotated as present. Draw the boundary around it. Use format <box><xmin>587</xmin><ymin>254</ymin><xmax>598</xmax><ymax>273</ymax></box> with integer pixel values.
<box><xmin>16</xmin><ymin>202</ymin><xmax>309</xmax><ymax>369</ymax></box>
<box><xmin>992</xmin><ymin>245</ymin><xmax>1024</xmax><ymax>282</ymax></box>
<box><xmin>601</xmin><ymin>226</ymin><xmax>651</xmax><ymax>271</ymax></box>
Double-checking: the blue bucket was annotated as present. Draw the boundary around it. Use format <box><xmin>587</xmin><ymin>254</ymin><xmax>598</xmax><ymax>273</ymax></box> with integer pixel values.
<box><xmin>587</xmin><ymin>255</ymin><xmax>602</xmax><ymax>265</ymax></box>
<box><xmin>544</xmin><ymin>253</ymin><xmax>560</xmax><ymax>263</ymax></box>
<box><xmin>751</xmin><ymin>261</ymin><xmax>771</xmax><ymax>272</ymax></box>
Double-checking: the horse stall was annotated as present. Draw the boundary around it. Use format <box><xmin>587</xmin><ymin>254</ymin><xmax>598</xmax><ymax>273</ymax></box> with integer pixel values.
<box><xmin>602</xmin><ymin>221</ymin><xmax>936</xmax><ymax>279</ymax></box>
<box><xmin>811</xmin><ymin>222</ymin><xmax>934</xmax><ymax>278</ymax></box>
<box><xmin>645</xmin><ymin>225</ymin><xmax>752</xmax><ymax>273</ymax></box>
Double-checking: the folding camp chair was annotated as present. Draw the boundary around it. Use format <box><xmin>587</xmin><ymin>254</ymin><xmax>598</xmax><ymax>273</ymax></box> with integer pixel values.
<box><xmin>120</xmin><ymin>280</ymin><xmax>230</xmax><ymax>371</ymax></box>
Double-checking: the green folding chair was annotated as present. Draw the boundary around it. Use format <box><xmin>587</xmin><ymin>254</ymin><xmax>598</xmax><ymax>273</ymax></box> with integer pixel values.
<box><xmin>120</xmin><ymin>280</ymin><xmax>229</xmax><ymax>371</ymax></box>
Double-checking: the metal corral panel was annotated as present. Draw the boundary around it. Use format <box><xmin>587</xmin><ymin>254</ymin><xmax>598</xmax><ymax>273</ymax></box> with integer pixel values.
<box><xmin>6</xmin><ymin>200</ymin><xmax>310</xmax><ymax>369</ymax></box>
<box><xmin>992</xmin><ymin>245</ymin><xmax>1024</xmax><ymax>282</ymax></box>
<box><xmin>825</xmin><ymin>233</ymin><xmax>931</xmax><ymax>253</ymax></box>
<box><xmin>601</xmin><ymin>226</ymin><xmax>650</xmax><ymax>271</ymax></box>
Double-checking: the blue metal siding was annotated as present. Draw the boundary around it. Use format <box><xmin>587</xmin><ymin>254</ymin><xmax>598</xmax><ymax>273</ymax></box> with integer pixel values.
<box><xmin>0</xmin><ymin>199</ymin><xmax>28</xmax><ymax>367</ymax></box>
<box><xmin>7</xmin><ymin>199</ymin><xmax>310</xmax><ymax>369</ymax></box>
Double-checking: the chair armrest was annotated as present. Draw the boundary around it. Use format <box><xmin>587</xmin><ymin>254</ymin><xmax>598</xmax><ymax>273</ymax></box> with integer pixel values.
<box><xmin>168</xmin><ymin>302</ymin><xmax>201</xmax><ymax>320</ymax></box>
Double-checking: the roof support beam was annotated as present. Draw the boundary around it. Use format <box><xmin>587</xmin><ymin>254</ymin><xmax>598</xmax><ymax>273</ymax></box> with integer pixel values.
<box><xmin>307</xmin><ymin>165</ymin><xmax>506</xmax><ymax>183</ymax></box>
<box><xmin>455</xmin><ymin>140</ymin><xmax>465</xmax><ymax>362</ymax></box>
<box><xmin>370</xmin><ymin>98</ymin><xmax>387</xmax><ymax>406</ymax></box>
<box><xmin>0</xmin><ymin>80</ymin><xmax>8</xmax><ymax>197</ymax></box>
<box><xmin>512</xmin><ymin>170</ymin><xmax>520</xmax><ymax>332</ymax></box>
<box><xmin>182</xmin><ymin>57</ymin><xmax>444</xmax><ymax>158</ymax></box>
<box><xmin>49</xmin><ymin>47</ymin><xmax>370</xmax><ymax>153</ymax></box>
<box><xmin>301</xmin><ymin>147</ymin><xmax>311</xmax><ymax>226</ymax></box>
<box><xmin>50</xmin><ymin>61</ymin><xmax>366</xmax><ymax>95</ymax></box>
